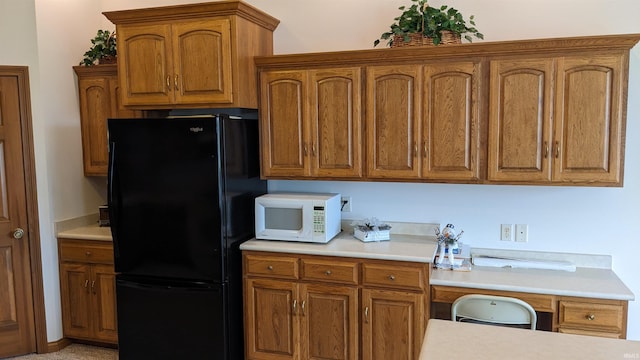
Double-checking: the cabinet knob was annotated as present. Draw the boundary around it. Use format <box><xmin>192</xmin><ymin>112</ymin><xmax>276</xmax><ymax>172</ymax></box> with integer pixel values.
<box><xmin>325</xmin><ymin>270</ymin><xmax>332</xmax><ymax>276</ymax></box>
<box><xmin>267</xmin><ymin>265</ymin><xmax>273</xmax><ymax>271</ymax></box>
<box><xmin>85</xmin><ymin>251</ymin><xmax>92</xmax><ymax>257</ymax></box>
<box><xmin>388</xmin><ymin>275</ymin><xmax>396</xmax><ymax>281</ymax></box>
<box><xmin>586</xmin><ymin>314</ymin><xmax>596</xmax><ymax>321</ymax></box>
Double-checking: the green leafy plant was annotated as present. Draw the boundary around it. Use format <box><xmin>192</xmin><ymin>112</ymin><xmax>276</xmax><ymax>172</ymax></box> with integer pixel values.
<box><xmin>79</xmin><ymin>30</ymin><xmax>117</xmax><ymax>66</ymax></box>
<box><xmin>374</xmin><ymin>0</ymin><xmax>484</xmax><ymax>47</ymax></box>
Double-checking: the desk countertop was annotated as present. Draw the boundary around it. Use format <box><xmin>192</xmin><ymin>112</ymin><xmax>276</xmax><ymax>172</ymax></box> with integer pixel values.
<box><xmin>420</xmin><ymin>319</ymin><xmax>640</xmax><ymax>360</ymax></box>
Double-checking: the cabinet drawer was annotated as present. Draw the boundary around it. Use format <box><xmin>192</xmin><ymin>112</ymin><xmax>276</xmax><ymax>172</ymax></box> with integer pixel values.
<box><xmin>362</xmin><ymin>262</ymin><xmax>426</xmax><ymax>290</ymax></box>
<box><xmin>244</xmin><ymin>254</ymin><xmax>299</xmax><ymax>279</ymax></box>
<box><xmin>558</xmin><ymin>300</ymin><xmax>624</xmax><ymax>333</ymax></box>
<box><xmin>59</xmin><ymin>240</ymin><xmax>114</xmax><ymax>264</ymax></box>
<box><xmin>300</xmin><ymin>258</ymin><xmax>359</xmax><ymax>285</ymax></box>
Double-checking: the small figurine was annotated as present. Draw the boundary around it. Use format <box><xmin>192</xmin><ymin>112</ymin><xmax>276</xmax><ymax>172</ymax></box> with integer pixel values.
<box><xmin>435</xmin><ymin>223</ymin><xmax>464</xmax><ymax>268</ymax></box>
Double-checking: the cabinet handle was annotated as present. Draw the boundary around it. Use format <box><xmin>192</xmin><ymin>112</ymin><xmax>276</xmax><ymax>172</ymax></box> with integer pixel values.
<box><xmin>423</xmin><ymin>141</ymin><xmax>428</xmax><ymax>158</ymax></box>
<box><xmin>544</xmin><ymin>141</ymin><xmax>549</xmax><ymax>158</ymax></box>
<box><xmin>364</xmin><ymin>306</ymin><xmax>369</xmax><ymax>323</ymax></box>
<box><xmin>174</xmin><ymin>74</ymin><xmax>179</xmax><ymax>91</ymax></box>
<box><xmin>84</xmin><ymin>279</ymin><xmax>89</xmax><ymax>293</ymax></box>
<box><xmin>325</xmin><ymin>270</ymin><xmax>332</xmax><ymax>276</ymax></box>
<box><xmin>166</xmin><ymin>75</ymin><xmax>171</xmax><ymax>91</ymax></box>
<box><xmin>388</xmin><ymin>275</ymin><xmax>396</xmax><ymax>281</ymax></box>
<box><xmin>292</xmin><ymin>299</ymin><xmax>298</xmax><ymax>315</ymax></box>
<box><xmin>303</xmin><ymin>143</ymin><xmax>308</xmax><ymax>156</ymax></box>
<box><xmin>312</xmin><ymin>143</ymin><xmax>317</xmax><ymax>157</ymax></box>
<box><xmin>301</xmin><ymin>300</ymin><xmax>306</xmax><ymax>316</ymax></box>
<box><xmin>586</xmin><ymin>314</ymin><xmax>596</xmax><ymax>321</ymax></box>
<box><xmin>555</xmin><ymin>141</ymin><xmax>560</xmax><ymax>158</ymax></box>
<box><xmin>91</xmin><ymin>280</ymin><xmax>96</xmax><ymax>294</ymax></box>
<box><xmin>414</xmin><ymin>142</ymin><xmax>418</xmax><ymax>158</ymax></box>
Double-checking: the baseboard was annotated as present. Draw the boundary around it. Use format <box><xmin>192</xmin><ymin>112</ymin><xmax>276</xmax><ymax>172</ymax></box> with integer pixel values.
<box><xmin>46</xmin><ymin>338</ymin><xmax>72</xmax><ymax>353</ymax></box>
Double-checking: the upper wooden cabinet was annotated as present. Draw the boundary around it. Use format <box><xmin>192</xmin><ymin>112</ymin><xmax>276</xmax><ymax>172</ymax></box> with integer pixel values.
<box><xmin>260</xmin><ymin>68</ymin><xmax>363</xmax><ymax>179</ymax></box>
<box><xmin>73</xmin><ymin>64</ymin><xmax>142</xmax><ymax>176</ymax></box>
<box><xmin>366</xmin><ymin>62</ymin><xmax>480</xmax><ymax>181</ymax></box>
<box><xmin>103</xmin><ymin>1</ymin><xmax>279</xmax><ymax>109</ymax></box>
<box><xmin>488</xmin><ymin>54</ymin><xmax>626</xmax><ymax>185</ymax></box>
<box><xmin>255</xmin><ymin>34</ymin><xmax>640</xmax><ymax>186</ymax></box>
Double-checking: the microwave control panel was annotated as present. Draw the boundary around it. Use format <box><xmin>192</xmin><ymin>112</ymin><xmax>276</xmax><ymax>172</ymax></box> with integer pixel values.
<box><xmin>313</xmin><ymin>206</ymin><xmax>325</xmax><ymax>233</ymax></box>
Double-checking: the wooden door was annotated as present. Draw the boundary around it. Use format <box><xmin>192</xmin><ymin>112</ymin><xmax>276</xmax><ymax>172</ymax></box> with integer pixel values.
<box><xmin>172</xmin><ymin>19</ymin><xmax>233</xmax><ymax>105</ymax></box>
<box><xmin>245</xmin><ymin>278</ymin><xmax>299</xmax><ymax>360</ymax></box>
<box><xmin>259</xmin><ymin>70</ymin><xmax>310</xmax><ymax>178</ymax></box>
<box><xmin>422</xmin><ymin>62</ymin><xmax>480</xmax><ymax>180</ymax></box>
<box><xmin>487</xmin><ymin>58</ymin><xmax>554</xmax><ymax>182</ymax></box>
<box><xmin>91</xmin><ymin>264</ymin><xmax>118</xmax><ymax>343</ymax></box>
<box><xmin>309</xmin><ymin>68</ymin><xmax>363</xmax><ymax>178</ymax></box>
<box><xmin>361</xmin><ymin>289</ymin><xmax>424</xmax><ymax>360</ymax></box>
<box><xmin>117</xmin><ymin>23</ymin><xmax>173</xmax><ymax>106</ymax></box>
<box><xmin>366</xmin><ymin>65</ymin><xmax>421</xmax><ymax>179</ymax></box>
<box><xmin>59</xmin><ymin>263</ymin><xmax>92</xmax><ymax>340</ymax></box>
<box><xmin>0</xmin><ymin>74</ymin><xmax>36</xmax><ymax>357</ymax></box>
<box><xmin>300</xmin><ymin>283</ymin><xmax>358</xmax><ymax>360</ymax></box>
<box><xmin>553</xmin><ymin>54</ymin><xmax>625</xmax><ymax>184</ymax></box>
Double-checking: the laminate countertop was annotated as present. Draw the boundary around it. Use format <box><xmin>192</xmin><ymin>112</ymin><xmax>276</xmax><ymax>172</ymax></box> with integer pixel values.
<box><xmin>57</xmin><ymin>223</ymin><xmax>112</xmax><ymax>241</ymax></box>
<box><xmin>420</xmin><ymin>319</ymin><xmax>640</xmax><ymax>360</ymax></box>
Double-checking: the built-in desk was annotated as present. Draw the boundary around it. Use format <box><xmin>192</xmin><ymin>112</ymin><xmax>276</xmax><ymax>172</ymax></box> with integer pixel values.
<box><xmin>430</xmin><ymin>265</ymin><xmax>634</xmax><ymax>338</ymax></box>
<box><xmin>420</xmin><ymin>319</ymin><xmax>640</xmax><ymax>360</ymax></box>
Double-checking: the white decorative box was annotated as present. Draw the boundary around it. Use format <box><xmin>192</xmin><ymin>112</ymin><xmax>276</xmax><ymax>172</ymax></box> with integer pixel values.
<box><xmin>354</xmin><ymin>228</ymin><xmax>390</xmax><ymax>242</ymax></box>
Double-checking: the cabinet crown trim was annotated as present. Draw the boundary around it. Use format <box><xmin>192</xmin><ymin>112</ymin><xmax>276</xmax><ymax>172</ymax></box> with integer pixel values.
<box><xmin>103</xmin><ymin>0</ymin><xmax>280</xmax><ymax>30</ymax></box>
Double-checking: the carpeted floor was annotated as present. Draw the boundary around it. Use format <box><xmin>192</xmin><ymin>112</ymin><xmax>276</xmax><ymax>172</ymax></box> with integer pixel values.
<box><xmin>6</xmin><ymin>344</ymin><xmax>118</xmax><ymax>360</ymax></box>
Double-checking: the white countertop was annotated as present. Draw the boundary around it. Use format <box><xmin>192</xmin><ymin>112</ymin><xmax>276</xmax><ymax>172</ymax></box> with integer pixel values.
<box><xmin>431</xmin><ymin>264</ymin><xmax>635</xmax><ymax>300</ymax></box>
<box><xmin>420</xmin><ymin>319</ymin><xmax>640</xmax><ymax>360</ymax></box>
<box><xmin>57</xmin><ymin>224</ymin><xmax>112</xmax><ymax>241</ymax></box>
<box><xmin>240</xmin><ymin>231</ymin><xmax>439</xmax><ymax>263</ymax></box>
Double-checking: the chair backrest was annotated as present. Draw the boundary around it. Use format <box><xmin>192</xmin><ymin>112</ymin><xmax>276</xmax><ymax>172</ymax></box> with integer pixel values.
<box><xmin>451</xmin><ymin>294</ymin><xmax>537</xmax><ymax>330</ymax></box>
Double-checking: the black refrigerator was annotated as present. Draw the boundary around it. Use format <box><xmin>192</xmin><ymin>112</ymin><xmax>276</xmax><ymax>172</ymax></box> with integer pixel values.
<box><xmin>107</xmin><ymin>112</ymin><xmax>266</xmax><ymax>360</ymax></box>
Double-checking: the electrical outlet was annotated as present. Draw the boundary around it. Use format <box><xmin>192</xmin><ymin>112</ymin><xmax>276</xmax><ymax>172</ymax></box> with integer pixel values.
<box><xmin>341</xmin><ymin>196</ymin><xmax>351</xmax><ymax>212</ymax></box>
<box><xmin>515</xmin><ymin>224</ymin><xmax>528</xmax><ymax>242</ymax></box>
<box><xmin>500</xmin><ymin>224</ymin><xmax>513</xmax><ymax>241</ymax></box>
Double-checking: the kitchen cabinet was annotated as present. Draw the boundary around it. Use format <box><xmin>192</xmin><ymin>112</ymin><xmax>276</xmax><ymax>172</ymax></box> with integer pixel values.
<box><xmin>487</xmin><ymin>54</ymin><xmax>626</xmax><ymax>185</ymax></box>
<box><xmin>431</xmin><ymin>285</ymin><xmax>628</xmax><ymax>339</ymax></box>
<box><xmin>366</xmin><ymin>62</ymin><xmax>480</xmax><ymax>181</ymax></box>
<box><xmin>243</xmin><ymin>252</ymin><xmax>429</xmax><ymax>360</ymax></box>
<box><xmin>58</xmin><ymin>238</ymin><xmax>117</xmax><ymax>344</ymax></box>
<box><xmin>255</xmin><ymin>34</ymin><xmax>639</xmax><ymax>186</ymax></box>
<box><xmin>103</xmin><ymin>1</ymin><xmax>279</xmax><ymax>109</ymax></box>
<box><xmin>73</xmin><ymin>64</ymin><xmax>142</xmax><ymax>176</ymax></box>
<box><xmin>259</xmin><ymin>67</ymin><xmax>363</xmax><ymax>179</ymax></box>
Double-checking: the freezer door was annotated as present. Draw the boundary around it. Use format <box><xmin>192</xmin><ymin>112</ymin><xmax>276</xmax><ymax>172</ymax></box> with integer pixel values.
<box><xmin>116</xmin><ymin>277</ymin><xmax>229</xmax><ymax>360</ymax></box>
<box><xmin>108</xmin><ymin>117</ymin><xmax>223</xmax><ymax>281</ymax></box>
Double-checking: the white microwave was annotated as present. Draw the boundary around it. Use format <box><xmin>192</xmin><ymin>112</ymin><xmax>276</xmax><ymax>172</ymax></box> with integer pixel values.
<box><xmin>255</xmin><ymin>193</ymin><xmax>341</xmax><ymax>243</ymax></box>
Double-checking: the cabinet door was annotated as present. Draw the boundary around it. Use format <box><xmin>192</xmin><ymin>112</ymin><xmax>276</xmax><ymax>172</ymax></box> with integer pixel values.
<box><xmin>117</xmin><ymin>23</ymin><xmax>173</xmax><ymax>106</ymax></box>
<box><xmin>366</xmin><ymin>66</ymin><xmax>421</xmax><ymax>179</ymax></box>
<box><xmin>91</xmin><ymin>264</ymin><xmax>118</xmax><ymax>343</ymax></box>
<box><xmin>259</xmin><ymin>70</ymin><xmax>310</xmax><ymax>178</ymax></box>
<box><xmin>422</xmin><ymin>62</ymin><xmax>480</xmax><ymax>180</ymax></box>
<box><xmin>60</xmin><ymin>263</ymin><xmax>92</xmax><ymax>339</ymax></box>
<box><xmin>361</xmin><ymin>289</ymin><xmax>424</xmax><ymax>360</ymax></box>
<box><xmin>77</xmin><ymin>76</ymin><xmax>112</xmax><ymax>176</ymax></box>
<box><xmin>553</xmin><ymin>54</ymin><xmax>625</xmax><ymax>184</ymax></box>
<box><xmin>309</xmin><ymin>68</ymin><xmax>363</xmax><ymax>178</ymax></box>
<box><xmin>488</xmin><ymin>58</ymin><xmax>554</xmax><ymax>182</ymax></box>
<box><xmin>245</xmin><ymin>278</ymin><xmax>299</xmax><ymax>360</ymax></box>
<box><xmin>300</xmin><ymin>283</ymin><xmax>358</xmax><ymax>360</ymax></box>
<box><xmin>172</xmin><ymin>19</ymin><xmax>233</xmax><ymax>105</ymax></box>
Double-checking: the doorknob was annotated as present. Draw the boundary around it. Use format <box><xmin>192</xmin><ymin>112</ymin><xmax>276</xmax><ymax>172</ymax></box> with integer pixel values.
<box><xmin>13</xmin><ymin>228</ymin><xmax>25</xmax><ymax>239</ymax></box>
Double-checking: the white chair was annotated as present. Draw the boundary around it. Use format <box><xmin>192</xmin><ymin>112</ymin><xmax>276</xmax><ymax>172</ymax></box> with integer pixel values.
<box><xmin>451</xmin><ymin>294</ymin><xmax>537</xmax><ymax>330</ymax></box>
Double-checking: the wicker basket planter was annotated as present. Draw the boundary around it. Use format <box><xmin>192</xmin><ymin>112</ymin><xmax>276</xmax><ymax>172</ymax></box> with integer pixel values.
<box><xmin>392</xmin><ymin>30</ymin><xmax>461</xmax><ymax>48</ymax></box>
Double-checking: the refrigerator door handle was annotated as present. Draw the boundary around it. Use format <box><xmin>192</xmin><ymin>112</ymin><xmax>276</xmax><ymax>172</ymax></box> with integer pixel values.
<box><xmin>107</xmin><ymin>140</ymin><xmax>120</xmax><ymax>258</ymax></box>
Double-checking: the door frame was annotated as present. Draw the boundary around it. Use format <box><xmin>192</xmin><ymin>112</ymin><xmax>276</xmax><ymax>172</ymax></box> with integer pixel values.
<box><xmin>1</xmin><ymin>66</ymin><xmax>47</xmax><ymax>353</ymax></box>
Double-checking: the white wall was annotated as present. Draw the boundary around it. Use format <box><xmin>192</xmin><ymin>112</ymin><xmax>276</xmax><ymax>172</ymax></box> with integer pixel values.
<box><xmin>2</xmin><ymin>0</ymin><xmax>639</xmax><ymax>343</ymax></box>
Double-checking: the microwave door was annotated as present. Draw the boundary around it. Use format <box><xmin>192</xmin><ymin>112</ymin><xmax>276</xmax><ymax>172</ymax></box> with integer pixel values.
<box><xmin>256</xmin><ymin>201</ymin><xmax>312</xmax><ymax>240</ymax></box>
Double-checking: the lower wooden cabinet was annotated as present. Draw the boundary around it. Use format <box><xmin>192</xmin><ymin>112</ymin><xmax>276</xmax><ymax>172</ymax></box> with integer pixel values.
<box><xmin>243</xmin><ymin>251</ymin><xmax>429</xmax><ymax>360</ymax></box>
<box><xmin>58</xmin><ymin>238</ymin><xmax>118</xmax><ymax>344</ymax></box>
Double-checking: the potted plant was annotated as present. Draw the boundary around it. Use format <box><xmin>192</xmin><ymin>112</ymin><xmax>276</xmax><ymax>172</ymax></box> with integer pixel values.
<box><xmin>79</xmin><ymin>29</ymin><xmax>117</xmax><ymax>66</ymax></box>
<box><xmin>374</xmin><ymin>0</ymin><xmax>484</xmax><ymax>48</ymax></box>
